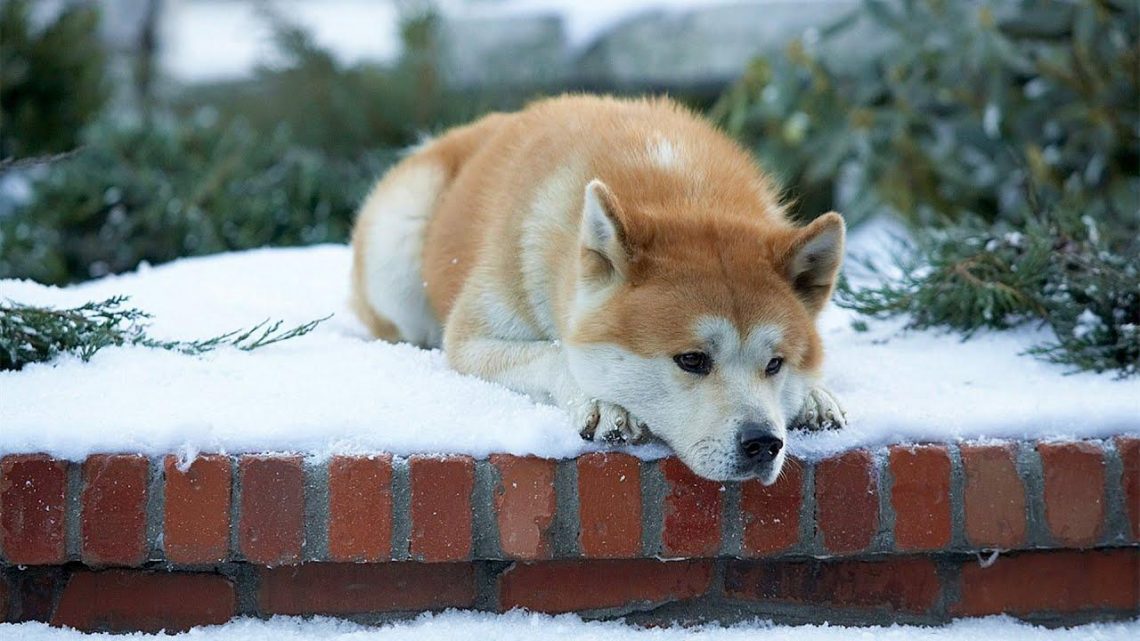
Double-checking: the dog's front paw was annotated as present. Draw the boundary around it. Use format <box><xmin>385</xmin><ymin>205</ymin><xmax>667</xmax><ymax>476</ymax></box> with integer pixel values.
<box><xmin>792</xmin><ymin>385</ymin><xmax>847</xmax><ymax>431</ymax></box>
<box><xmin>574</xmin><ymin>399</ymin><xmax>648</xmax><ymax>444</ymax></box>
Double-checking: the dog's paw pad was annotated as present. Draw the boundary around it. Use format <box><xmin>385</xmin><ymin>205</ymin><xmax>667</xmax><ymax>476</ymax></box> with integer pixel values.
<box><xmin>792</xmin><ymin>386</ymin><xmax>847</xmax><ymax>432</ymax></box>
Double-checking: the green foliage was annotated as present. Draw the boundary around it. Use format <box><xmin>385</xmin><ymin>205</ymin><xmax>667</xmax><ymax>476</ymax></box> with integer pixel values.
<box><xmin>0</xmin><ymin>0</ymin><xmax>109</xmax><ymax>160</ymax></box>
<box><xmin>839</xmin><ymin>208</ymin><xmax>1139</xmax><ymax>377</ymax></box>
<box><xmin>173</xmin><ymin>3</ymin><xmax>484</xmax><ymax>157</ymax></box>
<box><xmin>0</xmin><ymin>4</ymin><xmax>489</xmax><ymax>285</ymax></box>
<box><xmin>0</xmin><ymin>114</ymin><xmax>394</xmax><ymax>284</ymax></box>
<box><xmin>1028</xmin><ymin>251</ymin><xmax>1140</xmax><ymax>378</ymax></box>
<box><xmin>0</xmin><ymin>296</ymin><xmax>328</xmax><ymax>371</ymax></box>
<box><xmin>0</xmin><ymin>4</ymin><xmax>681</xmax><ymax>286</ymax></box>
<box><xmin>714</xmin><ymin>0</ymin><xmax>1139</xmax><ymax>375</ymax></box>
<box><xmin>839</xmin><ymin>223</ymin><xmax>1052</xmax><ymax>333</ymax></box>
<box><xmin>713</xmin><ymin>0</ymin><xmax>1139</xmax><ymax>235</ymax></box>
<box><xmin>1</xmin><ymin>297</ymin><xmax>144</xmax><ymax>370</ymax></box>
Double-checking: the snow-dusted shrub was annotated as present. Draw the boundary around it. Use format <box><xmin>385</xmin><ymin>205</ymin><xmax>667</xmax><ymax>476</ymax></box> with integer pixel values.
<box><xmin>0</xmin><ymin>115</ymin><xmax>393</xmax><ymax>285</ymax></box>
<box><xmin>0</xmin><ymin>4</ymin><xmax>491</xmax><ymax>286</ymax></box>
<box><xmin>838</xmin><ymin>208</ymin><xmax>1139</xmax><ymax>377</ymax></box>
<box><xmin>713</xmin><ymin>0</ymin><xmax>1138</xmax><ymax>233</ymax></box>
<box><xmin>170</xmin><ymin>7</ymin><xmax>474</xmax><ymax>158</ymax></box>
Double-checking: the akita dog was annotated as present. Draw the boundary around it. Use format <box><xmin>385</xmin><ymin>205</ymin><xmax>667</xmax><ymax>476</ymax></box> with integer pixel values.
<box><xmin>350</xmin><ymin>95</ymin><xmax>846</xmax><ymax>483</ymax></box>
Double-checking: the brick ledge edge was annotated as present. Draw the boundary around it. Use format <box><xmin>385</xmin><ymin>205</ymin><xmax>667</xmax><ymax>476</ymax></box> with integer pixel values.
<box><xmin>2</xmin><ymin>437</ymin><xmax>1138</xmax><ymax>631</ymax></box>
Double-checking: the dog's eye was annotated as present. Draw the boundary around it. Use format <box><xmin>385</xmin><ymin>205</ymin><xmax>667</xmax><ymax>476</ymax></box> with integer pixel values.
<box><xmin>765</xmin><ymin>357</ymin><xmax>784</xmax><ymax>376</ymax></box>
<box><xmin>674</xmin><ymin>352</ymin><xmax>712</xmax><ymax>375</ymax></box>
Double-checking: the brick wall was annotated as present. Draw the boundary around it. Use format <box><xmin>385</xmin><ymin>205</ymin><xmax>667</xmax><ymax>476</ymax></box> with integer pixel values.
<box><xmin>1</xmin><ymin>437</ymin><xmax>1138</xmax><ymax>631</ymax></box>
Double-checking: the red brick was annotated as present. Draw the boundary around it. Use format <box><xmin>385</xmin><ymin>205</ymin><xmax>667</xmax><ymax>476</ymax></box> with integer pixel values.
<box><xmin>259</xmin><ymin>562</ymin><xmax>476</xmax><ymax>614</ymax></box>
<box><xmin>499</xmin><ymin>559</ymin><xmax>713</xmax><ymax>613</ymax></box>
<box><xmin>491</xmin><ymin>455</ymin><xmax>557</xmax><ymax>560</ymax></box>
<box><xmin>961</xmin><ymin>443</ymin><xmax>1026</xmax><ymax>548</ymax></box>
<box><xmin>164</xmin><ymin>455</ymin><xmax>231</xmax><ymax>564</ymax></box>
<box><xmin>889</xmin><ymin>445</ymin><xmax>951</xmax><ymax>551</ymax></box>
<box><xmin>577</xmin><ymin>453</ymin><xmax>641</xmax><ymax>558</ymax></box>
<box><xmin>952</xmin><ymin>548</ymin><xmax>1140</xmax><ymax>616</ymax></box>
<box><xmin>0</xmin><ymin>455</ymin><xmax>68</xmax><ymax>565</ymax></box>
<box><xmin>328</xmin><ymin>455</ymin><xmax>392</xmax><ymax>562</ymax></box>
<box><xmin>725</xmin><ymin>557</ymin><xmax>942</xmax><ymax>614</ymax></box>
<box><xmin>409</xmin><ymin>456</ymin><xmax>474</xmax><ymax>562</ymax></box>
<box><xmin>1116</xmin><ymin>437</ymin><xmax>1140</xmax><ymax>541</ymax></box>
<box><xmin>815</xmin><ymin>450</ymin><xmax>878</xmax><ymax>555</ymax></box>
<box><xmin>1038</xmin><ymin>442</ymin><xmax>1105</xmax><ymax>546</ymax></box>
<box><xmin>0</xmin><ymin>573</ymin><xmax>9</xmax><ymax>621</ymax></box>
<box><xmin>51</xmin><ymin>570</ymin><xmax>235</xmax><ymax>632</ymax></box>
<box><xmin>661</xmin><ymin>457</ymin><xmax>723</xmax><ymax>557</ymax></box>
<box><xmin>239</xmin><ymin>456</ymin><xmax>304</xmax><ymax>566</ymax></box>
<box><xmin>740</xmin><ymin>458</ymin><xmax>803</xmax><ymax>556</ymax></box>
<box><xmin>82</xmin><ymin>455</ymin><xmax>149</xmax><ymax>566</ymax></box>
<box><xmin>14</xmin><ymin>569</ymin><xmax>64</xmax><ymax>622</ymax></box>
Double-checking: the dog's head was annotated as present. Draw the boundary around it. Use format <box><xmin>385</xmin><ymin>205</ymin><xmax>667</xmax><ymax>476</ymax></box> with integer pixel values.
<box><xmin>565</xmin><ymin>180</ymin><xmax>845</xmax><ymax>483</ymax></box>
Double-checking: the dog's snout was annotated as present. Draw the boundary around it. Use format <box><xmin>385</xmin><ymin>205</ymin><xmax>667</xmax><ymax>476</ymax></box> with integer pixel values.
<box><xmin>738</xmin><ymin>424</ymin><xmax>783</xmax><ymax>464</ymax></box>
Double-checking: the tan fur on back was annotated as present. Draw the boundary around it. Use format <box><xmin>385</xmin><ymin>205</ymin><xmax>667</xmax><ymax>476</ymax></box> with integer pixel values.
<box><xmin>415</xmin><ymin>95</ymin><xmax>819</xmax><ymax>364</ymax></box>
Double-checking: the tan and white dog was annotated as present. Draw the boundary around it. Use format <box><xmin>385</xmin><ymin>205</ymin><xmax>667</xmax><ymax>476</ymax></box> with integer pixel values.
<box><xmin>350</xmin><ymin>95</ymin><xmax>846</xmax><ymax>483</ymax></box>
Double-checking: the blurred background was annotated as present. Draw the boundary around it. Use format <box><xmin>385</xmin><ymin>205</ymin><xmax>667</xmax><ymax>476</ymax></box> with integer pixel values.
<box><xmin>0</xmin><ymin>0</ymin><xmax>1136</xmax><ymax>374</ymax></box>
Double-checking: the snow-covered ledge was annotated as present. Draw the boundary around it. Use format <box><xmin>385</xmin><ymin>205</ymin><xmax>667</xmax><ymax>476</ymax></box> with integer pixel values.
<box><xmin>2</xmin><ymin>227</ymin><xmax>1138</xmax><ymax>632</ymax></box>
<box><xmin>2</xmin><ymin>237</ymin><xmax>1137</xmax><ymax>460</ymax></box>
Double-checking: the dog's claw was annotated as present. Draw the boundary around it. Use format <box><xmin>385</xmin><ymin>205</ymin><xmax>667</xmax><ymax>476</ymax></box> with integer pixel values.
<box><xmin>574</xmin><ymin>399</ymin><xmax>647</xmax><ymax>444</ymax></box>
<box><xmin>577</xmin><ymin>405</ymin><xmax>602</xmax><ymax>440</ymax></box>
<box><xmin>601</xmin><ymin>429</ymin><xmax>625</xmax><ymax>443</ymax></box>
<box><xmin>792</xmin><ymin>386</ymin><xmax>847</xmax><ymax>432</ymax></box>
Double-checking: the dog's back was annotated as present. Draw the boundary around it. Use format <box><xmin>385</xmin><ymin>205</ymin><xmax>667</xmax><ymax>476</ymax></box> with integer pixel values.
<box><xmin>351</xmin><ymin>95</ymin><xmax>789</xmax><ymax>347</ymax></box>
<box><xmin>349</xmin><ymin>110</ymin><xmax>507</xmax><ymax>346</ymax></box>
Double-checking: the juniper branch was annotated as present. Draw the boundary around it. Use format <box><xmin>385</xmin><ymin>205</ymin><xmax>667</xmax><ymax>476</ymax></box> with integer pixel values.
<box><xmin>837</xmin><ymin>210</ymin><xmax>1140</xmax><ymax>378</ymax></box>
<box><xmin>1</xmin><ymin>297</ymin><xmax>330</xmax><ymax>371</ymax></box>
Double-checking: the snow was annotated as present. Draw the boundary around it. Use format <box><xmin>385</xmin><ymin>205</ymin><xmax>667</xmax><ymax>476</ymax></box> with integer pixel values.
<box><xmin>1073</xmin><ymin>309</ymin><xmax>1105</xmax><ymax>340</ymax></box>
<box><xmin>1</xmin><ymin>220</ymin><xmax>1137</xmax><ymax>462</ymax></box>
<box><xmin>983</xmin><ymin>103</ymin><xmax>1002</xmax><ymax>138</ymax></box>
<box><xmin>1</xmin><ymin>613</ymin><xmax>1137</xmax><ymax>641</ymax></box>
<box><xmin>437</xmin><ymin>0</ymin><xmax>794</xmax><ymax>52</ymax></box>
<box><xmin>161</xmin><ymin>0</ymin><xmax>402</xmax><ymax>83</ymax></box>
<box><xmin>0</xmin><ymin>246</ymin><xmax>594</xmax><ymax>462</ymax></box>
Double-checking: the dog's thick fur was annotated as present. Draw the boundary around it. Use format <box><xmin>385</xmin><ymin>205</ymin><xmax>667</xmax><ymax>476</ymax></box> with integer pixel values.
<box><xmin>350</xmin><ymin>95</ymin><xmax>845</xmax><ymax>482</ymax></box>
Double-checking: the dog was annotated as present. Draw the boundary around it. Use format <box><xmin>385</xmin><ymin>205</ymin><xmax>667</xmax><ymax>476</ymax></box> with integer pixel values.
<box><xmin>350</xmin><ymin>95</ymin><xmax>846</xmax><ymax>483</ymax></box>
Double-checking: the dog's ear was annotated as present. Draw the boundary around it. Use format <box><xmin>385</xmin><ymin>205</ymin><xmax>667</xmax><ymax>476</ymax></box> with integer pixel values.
<box><xmin>778</xmin><ymin>212</ymin><xmax>845</xmax><ymax>315</ymax></box>
<box><xmin>579</xmin><ymin>179</ymin><xmax>632</xmax><ymax>280</ymax></box>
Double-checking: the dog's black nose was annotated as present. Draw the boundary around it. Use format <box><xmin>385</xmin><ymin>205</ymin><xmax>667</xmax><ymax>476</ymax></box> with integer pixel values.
<box><xmin>738</xmin><ymin>425</ymin><xmax>783</xmax><ymax>463</ymax></box>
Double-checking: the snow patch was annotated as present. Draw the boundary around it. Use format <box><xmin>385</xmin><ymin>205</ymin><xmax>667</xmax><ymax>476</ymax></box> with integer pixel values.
<box><xmin>2</xmin><ymin>612</ymin><xmax>1138</xmax><ymax>641</ymax></box>
<box><xmin>1073</xmin><ymin>309</ymin><xmax>1105</xmax><ymax>340</ymax></box>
